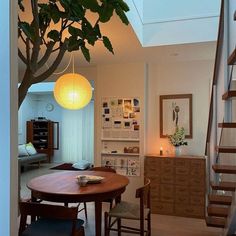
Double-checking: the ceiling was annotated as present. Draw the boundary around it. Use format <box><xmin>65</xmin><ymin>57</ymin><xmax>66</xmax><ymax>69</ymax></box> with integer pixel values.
<box><xmin>18</xmin><ymin>5</ymin><xmax>217</xmax><ymax>76</ymax></box>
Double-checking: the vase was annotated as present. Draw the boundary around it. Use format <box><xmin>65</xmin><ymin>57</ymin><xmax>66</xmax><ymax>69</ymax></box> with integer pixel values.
<box><xmin>175</xmin><ymin>146</ymin><xmax>181</xmax><ymax>156</ymax></box>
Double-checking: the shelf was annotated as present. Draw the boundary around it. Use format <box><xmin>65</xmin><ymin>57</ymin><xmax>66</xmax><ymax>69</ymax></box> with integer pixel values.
<box><xmin>33</xmin><ymin>128</ymin><xmax>48</xmax><ymax>130</ymax></box>
<box><xmin>101</xmin><ymin>138</ymin><xmax>139</xmax><ymax>142</ymax></box>
<box><xmin>101</xmin><ymin>152</ymin><xmax>139</xmax><ymax>156</ymax></box>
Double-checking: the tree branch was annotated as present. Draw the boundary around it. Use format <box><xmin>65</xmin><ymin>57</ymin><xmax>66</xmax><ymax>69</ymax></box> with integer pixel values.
<box><xmin>33</xmin><ymin>44</ymin><xmax>67</xmax><ymax>84</ymax></box>
<box><xmin>37</xmin><ymin>42</ymin><xmax>55</xmax><ymax>70</ymax></box>
<box><xmin>18</xmin><ymin>49</ymin><xmax>27</xmax><ymax>64</ymax></box>
<box><xmin>30</xmin><ymin>0</ymin><xmax>41</xmax><ymax>71</ymax></box>
<box><xmin>26</xmin><ymin>38</ymin><xmax>31</xmax><ymax>68</ymax></box>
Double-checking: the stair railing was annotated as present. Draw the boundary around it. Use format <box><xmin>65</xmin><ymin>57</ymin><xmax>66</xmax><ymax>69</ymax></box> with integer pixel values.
<box><xmin>205</xmin><ymin>0</ymin><xmax>224</xmax><ymax>193</ymax></box>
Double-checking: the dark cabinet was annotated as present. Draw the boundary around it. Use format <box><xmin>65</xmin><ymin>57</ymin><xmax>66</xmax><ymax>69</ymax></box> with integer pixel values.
<box><xmin>27</xmin><ymin>120</ymin><xmax>59</xmax><ymax>162</ymax></box>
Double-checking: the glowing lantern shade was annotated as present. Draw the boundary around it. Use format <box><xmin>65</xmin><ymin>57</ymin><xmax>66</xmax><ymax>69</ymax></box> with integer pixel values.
<box><xmin>54</xmin><ymin>73</ymin><xmax>92</xmax><ymax>110</ymax></box>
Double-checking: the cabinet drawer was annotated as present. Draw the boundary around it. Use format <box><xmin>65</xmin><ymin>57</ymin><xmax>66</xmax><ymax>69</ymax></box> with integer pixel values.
<box><xmin>190</xmin><ymin>168</ymin><xmax>205</xmax><ymax>177</ymax></box>
<box><xmin>148</xmin><ymin>176</ymin><xmax>160</xmax><ymax>184</ymax></box>
<box><xmin>175</xmin><ymin>204</ymin><xmax>205</xmax><ymax>218</ymax></box>
<box><xmin>175</xmin><ymin>186</ymin><xmax>189</xmax><ymax>195</ymax></box>
<box><xmin>191</xmin><ymin>159</ymin><xmax>205</xmax><ymax>169</ymax></box>
<box><xmin>160</xmin><ymin>185</ymin><xmax>174</xmax><ymax>202</ymax></box>
<box><xmin>189</xmin><ymin>177</ymin><xmax>205</xmax><ymax>186</ymax></box>
<box><xmin>190</xmin><ymin>196</ymin><xmax>205</xmax><ymax>205</ymax></box>
<box><xmin>175</xmin><ymin>159</ymin><xmax>190</xmax><ymax>168</ymax></box>
<box><xmin>161</xmin><ymin>174</ymin><xmax>174</xmax><ymax>184</ymax></box>
<box><xmin>175</xmin><ymin>167</ymin><xmax>189</xmax><ymax>175</ymax></box>
<box><xmin>161</xmin><ymin>158</ymin><xmax>174</xmax><ymax>167</ymax></box>
<box><xmin>161</xmin><ymin>166</ymin><xmax>174</xmax><ymax>175</ymax></box>
<box><xmin>175</xmin><ymin>194</ymin><xmax>189</xmax><ymax>204</ymax></box>
<box><xmin>150</xmin><ymin>183</ymin><xmax>160</xmax><ymax>199</ymax></box>
<box><xmin>146</xmin><ymin>168</ymin><xmax>161</xmax><ymax>178</ymax></box>
<box><xmin>175</xmin><ymin>175</ymin><xmax>189</xmax><ymax>186</ymax></box>
<box><xmin>151</xmin><ymin>201</ymin><xmax>174</xmax><ymax>215</ymax></box>
<box><xmin>145</xmin><ymin>158</ymin><xmax>161</xmax><ymax>167</ymax></box>
<box><xmin>190</xmin><ymin>186</ymin><xmax>205</xmax><ymax>196</ymax></box>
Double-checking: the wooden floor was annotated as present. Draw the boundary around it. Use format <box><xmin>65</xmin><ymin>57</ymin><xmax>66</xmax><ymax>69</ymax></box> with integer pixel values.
<box><xmin>20</xmin><ymin>163</ymin><xmax>222</xmax><ymax>236</ymax></box>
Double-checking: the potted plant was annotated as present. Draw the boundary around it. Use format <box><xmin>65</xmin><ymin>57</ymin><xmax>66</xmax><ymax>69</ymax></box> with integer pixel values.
<box><xmin>168</xmin><ymin>126</ymin><xmax>187</xmax><ymax>156</ymax></box>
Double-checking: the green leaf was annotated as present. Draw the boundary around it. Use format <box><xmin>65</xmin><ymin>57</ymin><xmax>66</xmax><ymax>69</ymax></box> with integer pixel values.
<box><xmin>71</xmin><ymin>2</ymin><xmax>85</xmax><ymax>19</ymax></box>
<box><xmin>19</xmin><ymin>22</ymin><xmax>35</xmax><ymax>41</ymax></box>
<box><xmin>67</xmin><ymin>36</ymin><xmax>81</xmax><ymax>51</ymax></box>
<box><xmin>103</xmin><ymin>36</ymin><xmax>114</xmax><ymax>54</ymax></box>
<box><xmin>49</xmin><ymin>3</ymin><xmax>61</xmax><ymax>24</ymax></box>
<box><xmin>78</xmin><ymin>0</ymin><xmax>100</xmax><ymax>12</ymax></box>
<box><xmin>60</xmin><ymin>0</ymin><xmax>70</xmax><ymax>9</ymax></box>
<box><xmin>115</xmin><ymin>6</ymin><xmax>129</xmax><ymax>25</ymax></box>
<box><xmin>117</xmin><ymin>0</ymin><xmax>129</xmax><ymax>12</ymax></box>
<box><xmin>99</xmin><ymin>3</ymin><xmax>114</xmax><ymax>23</ymax></box>
<box><xmin>47</xmin><ymin>30</ymin><xmax>60</xmax><ymax>42</ymax></box>
<box><xmin>68</xmin><ymin>26</ymin><xmax>84</xmax><ymax>38</ymax></box>
<box><xmin>81</xmin><ymin>45</ymin><xmax>90</xmax><ymax>62</ymax></box>
<box><xmin>94</xmin><ymin>24</ymin><xmax>101</xmax><ymax>38</ymax></box>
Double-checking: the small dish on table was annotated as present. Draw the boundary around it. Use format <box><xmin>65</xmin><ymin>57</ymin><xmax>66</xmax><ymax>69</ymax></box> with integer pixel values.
<box><xmin>76</xmin><ymin>175</ymin><xmax>104</xmax><ymax>184</ymax></box>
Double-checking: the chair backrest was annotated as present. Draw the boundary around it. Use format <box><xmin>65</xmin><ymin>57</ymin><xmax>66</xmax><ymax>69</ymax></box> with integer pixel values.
<box><xmin>135</xmin><ymin>178</ymin><xmax>151</xmax><ymax>220</ymax></box>
<box><xmin>19</xmin><ymin>201</ymin><xmax>79</xmax><ymax>235</ymax></box>
<box><xmin>90</xmin><ymin>166</ymin><xmax>116</xmax><ymax>173</ymax></box>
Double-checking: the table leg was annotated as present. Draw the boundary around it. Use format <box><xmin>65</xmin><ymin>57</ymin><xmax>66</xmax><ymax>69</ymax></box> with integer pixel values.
<box><xmin>95</xmin><ymin>201</ymin><xmax>102</xmax><ymax>236</ymax></box>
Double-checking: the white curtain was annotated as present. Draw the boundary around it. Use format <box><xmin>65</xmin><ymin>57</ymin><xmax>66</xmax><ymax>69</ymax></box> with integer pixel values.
<box><xmin>61</xmin><ymin>101</ymin><xmax>94</xmax><ymax>163</ymax></box>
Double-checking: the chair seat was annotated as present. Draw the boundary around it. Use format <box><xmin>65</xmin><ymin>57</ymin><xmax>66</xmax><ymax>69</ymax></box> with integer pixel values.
<box><xmin>108</xmin><ymin>201</ymin><xmax>150</xmax><ymax>220</ymax></box>
<box><xmin>22</xmin><ymin>218</ymin><xmax>84</xmax><ymax>236</ymax></box>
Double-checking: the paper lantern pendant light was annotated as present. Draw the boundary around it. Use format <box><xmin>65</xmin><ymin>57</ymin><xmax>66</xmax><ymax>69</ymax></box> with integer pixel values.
<box><xmin>54</xmin><ymin>73</ymin><xmax>92</xmax><ymax>110</ymax></box>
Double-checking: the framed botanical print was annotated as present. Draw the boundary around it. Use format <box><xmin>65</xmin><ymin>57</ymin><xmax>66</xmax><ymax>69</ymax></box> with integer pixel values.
<box><xmin>160</xmin><ymin>94</ymin><xmax>192</xmax><ymax>138</ymax></box>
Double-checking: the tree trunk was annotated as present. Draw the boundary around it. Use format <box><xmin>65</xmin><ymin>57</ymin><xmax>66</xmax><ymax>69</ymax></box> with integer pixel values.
<box><xmin>18</xmin><ymin>70</ymin><xmax>33</xmax><ymax>109</ymax></box>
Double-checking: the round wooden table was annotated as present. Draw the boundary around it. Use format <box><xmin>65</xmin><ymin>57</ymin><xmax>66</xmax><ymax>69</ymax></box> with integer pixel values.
<box><xmin>27</xmin><ymin>170</ymin><xmax>129</xmax><ymax>236</ymax></box>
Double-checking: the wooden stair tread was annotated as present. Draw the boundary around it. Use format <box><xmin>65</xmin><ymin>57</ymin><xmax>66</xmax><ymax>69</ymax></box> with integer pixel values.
<box><xmin>216</xmin><ymin>146</ymin><xmax>236</xmax><ymax>153</ymax></box>
<box><xmin>228</xmin><ymin>49</ymin><xmax>236</xmax><ymax>65</ymax></box>
<box><xmin>211</xmin><ymin>181</ymin><xmax>236</xmax><ymax>191</ymax></box>
<box><xmin>212</xmin><ymin>164</ymin><xmax>236</xmax><ymax>174</ymax></box>
<box><xmin>206</xmin><ymin>216</ymin><xmax>226</xmax><ymax>228</ymax></box>
<box><xmin>208</xmin><ymin>194</ymin><xmax>232</xmax><ymax>205</ymax></box>
<box><xmin>207</xmin><ymin>205</ymin><xmax>229</xmax><ymax>217</ymax></box>
<box><xmin>218</xmin><ymin>122</ymin><xmax>236</xmax><ymax>128</ymax></box>
<box><xmin>222</xmin><ymin>90</ymin><xmax>236</xmax><ymax>100</ymax></box>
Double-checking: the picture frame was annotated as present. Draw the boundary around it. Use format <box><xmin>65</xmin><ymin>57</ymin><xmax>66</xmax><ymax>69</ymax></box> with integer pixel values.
<box><xmin>160</xmin><ymin>94</ymin><xmax>192</xmax><ymax>138</ymax></box>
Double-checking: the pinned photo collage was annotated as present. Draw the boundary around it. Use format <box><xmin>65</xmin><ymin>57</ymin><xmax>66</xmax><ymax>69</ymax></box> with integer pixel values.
<box><xmin>102</xmin><ymin>98</ymin><xmax>140</xmax><ymax>137</ymax></box>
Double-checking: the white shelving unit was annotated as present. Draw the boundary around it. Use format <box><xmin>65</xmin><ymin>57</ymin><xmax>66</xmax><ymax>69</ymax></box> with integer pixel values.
<box><xmin>101</xmin><ymin>97</ymin><xmax>141</xmax><ymax>176</ymax></box>
<box><xmin>101</xmin><ymin>152</ymin><xmax>139</xmax><ymax>156</ymax></box>
<box><xmin>101</xmin><ymin>138</ymin><xmax>140</xmax><ymax>142</ymax></box>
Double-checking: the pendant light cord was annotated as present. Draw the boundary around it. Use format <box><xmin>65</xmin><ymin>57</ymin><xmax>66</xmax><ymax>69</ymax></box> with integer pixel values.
<box><xmin>72</xmin><ymin>53</ymin><xmax>75</xmax><ymax>74</ymax></box>
<box><xmin>45</xmin><ymin>53</ymin><xmax>73</xmax><ymax>75</ymax></box>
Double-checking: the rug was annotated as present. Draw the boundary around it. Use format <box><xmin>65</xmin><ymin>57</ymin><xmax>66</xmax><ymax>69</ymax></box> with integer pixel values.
<box><xmin>50</xmin><ymin>163</ymin><xmax>88</xmax><ymax>171</ymax></box>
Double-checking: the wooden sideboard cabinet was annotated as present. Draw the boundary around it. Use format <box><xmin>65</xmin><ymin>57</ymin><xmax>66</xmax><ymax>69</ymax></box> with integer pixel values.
<box><xmin>144</xmin><ymin>154</ymin><xmax>206</xmax><ymax>218</ymax></box>
<box><xmin>27</xmin><ymin>120</ymin><xmax>59</xmax><ymax>163</ymax></box>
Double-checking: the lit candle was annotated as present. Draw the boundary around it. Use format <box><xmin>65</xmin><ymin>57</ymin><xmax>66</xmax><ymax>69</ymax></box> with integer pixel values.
<box><xmin>160</xmin><ymin>147</ymin><xmax>163</xmax><ymax>156</ymax></box>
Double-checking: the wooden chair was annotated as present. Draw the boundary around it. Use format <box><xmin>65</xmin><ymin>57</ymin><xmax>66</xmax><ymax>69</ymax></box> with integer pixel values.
<box><xmin>89</xmin><ymin>166</ymin><xmax>117</xmax><ymax>209</ymax></box>
<box><xmin>19</xmin><ymin>200</ymin><xmax>85</xmax><ymax>236</ymax></box>
<box><xmin>104</xmin><ymin>178</ymin><xmax>151</xmax><ymax>236</ymax></box>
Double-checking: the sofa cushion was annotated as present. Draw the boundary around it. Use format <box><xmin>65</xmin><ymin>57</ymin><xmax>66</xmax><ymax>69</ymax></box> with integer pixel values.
<box><xmin>18</xmin><ymin>144</ymin><xmax>29</xmax><ymax>157</ymax></box>
<box><xmin>25</xmin><ymin>142</ymin><xmax>37</xmax><ymax>155</ymax></box>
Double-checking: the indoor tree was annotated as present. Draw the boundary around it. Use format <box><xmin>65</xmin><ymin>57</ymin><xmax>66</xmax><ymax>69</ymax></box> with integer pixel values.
<box><xmin>18</xmin><ymin>0</ymin><xmax>129</xmax><ymax>108</ymax></box>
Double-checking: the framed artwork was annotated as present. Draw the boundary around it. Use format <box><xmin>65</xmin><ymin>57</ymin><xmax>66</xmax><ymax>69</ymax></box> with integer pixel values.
<box><xmin>160</xmin><ymin>94</ymin><xmax>192</xmax><ymax>138</ymax></box>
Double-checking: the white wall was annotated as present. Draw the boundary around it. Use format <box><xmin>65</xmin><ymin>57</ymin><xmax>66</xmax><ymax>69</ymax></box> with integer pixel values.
<box><xmin>95</xmin><ymin>62</ymin><xmax>146</xmax><ymax>201</ymax></box>
<box><xmin>146</xmin><ymin>60</ymin><xmax>214</xmax><ymax>156</ymax></box>
<box><xmin>18</xmin><ymin>94</ymin><xmax>38</xmax><ymax>144</ymax></box>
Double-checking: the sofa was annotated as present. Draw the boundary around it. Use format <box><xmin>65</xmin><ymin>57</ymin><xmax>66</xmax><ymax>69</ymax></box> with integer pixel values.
<box><xmin>18</xmin><ymin>153</ymin><xmax>47</xmax><ymax>169</ymax></box>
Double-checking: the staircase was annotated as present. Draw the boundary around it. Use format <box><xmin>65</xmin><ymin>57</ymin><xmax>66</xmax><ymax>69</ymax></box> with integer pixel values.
<box><xmin>205</xmin><ymin>1</ymin><xmax>236</xmax><ymax>234</ymax></box>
